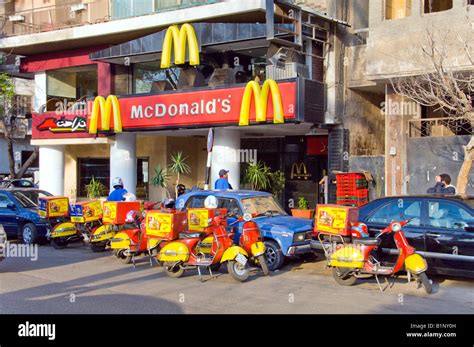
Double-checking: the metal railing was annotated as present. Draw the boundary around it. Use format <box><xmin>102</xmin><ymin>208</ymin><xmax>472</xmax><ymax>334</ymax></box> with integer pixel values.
<box><xmin>409</xmin><ymin>117</ymin><xmax>473</xmax><ymax>138</ymax></box>
<box><xmin>0</xmin><ymin>1</ymin><xmax>111</xmax><ymax>37</ymax></box>
<box><xmin>0</xmin><ymin>0</ymin><xmax>220</xmax><ymax>37</ymax></box>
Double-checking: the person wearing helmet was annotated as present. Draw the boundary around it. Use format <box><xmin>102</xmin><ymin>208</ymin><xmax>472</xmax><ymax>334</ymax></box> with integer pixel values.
<box><xmin>107</xmin><ymin>177</ymin><xmax>128</xmax><ymax>202</ymax></box>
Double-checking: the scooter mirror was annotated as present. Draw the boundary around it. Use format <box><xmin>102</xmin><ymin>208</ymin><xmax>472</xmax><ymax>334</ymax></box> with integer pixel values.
<box><xmin>243</xmin><ymin>212</ymin><xmax>252</xmax><ymax>222</ymax></box>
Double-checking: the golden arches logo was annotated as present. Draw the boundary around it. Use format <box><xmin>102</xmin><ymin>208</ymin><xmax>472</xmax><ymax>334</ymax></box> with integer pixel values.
<box><xmin>239</xmin><ymin>79</ymin><xmax>284</xmax><ymax>126</ymax></box>
<box><xmin>291</xmin><ymin>162</ymin><xmax>311</xmax><ymax>180</ymax></box>
<box><xmin>88</xmin><ymin>95</ymin><xmax>122</xmax><ymax>134</ymax></box>
<box><xmin>160</xmin><ymin>23</ymin><xmax>200</xmax><ymax>69</ymax></box>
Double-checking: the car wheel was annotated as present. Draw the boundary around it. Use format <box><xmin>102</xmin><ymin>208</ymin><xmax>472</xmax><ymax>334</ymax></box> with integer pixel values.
<box><xmin>21</xmin><ymin>223</ymin><xmax>39</xmax><ymax>245</ymax></box>
<box><xmin>264</xmin><ymin>240</ymin><xmax>284</xmax><ymax>271</ymax></box>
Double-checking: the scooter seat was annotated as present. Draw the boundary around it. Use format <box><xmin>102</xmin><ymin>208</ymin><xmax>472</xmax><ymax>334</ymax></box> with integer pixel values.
<box><xmin>179</xmin><ymin>232</ymin><xmax>206</xmax><ymax>239</ymax></box>
<box><xmin>352</xmin><ymin>237</ymin><xmax>380</xmax><ymax>246</ymax></box>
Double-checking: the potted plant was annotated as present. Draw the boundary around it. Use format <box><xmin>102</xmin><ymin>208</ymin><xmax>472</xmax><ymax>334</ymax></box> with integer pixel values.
<box><xmin>150</xmin><ymin>164</ymin><xmax>171</xmax><ymax>199</ymax></box>
<box><xmin>168</xmin><ymin>151</ymin><xmax>191</xmax><ymax>199</ymax></box>
<box><xmin>84</xmin><ymin>176</ymin><xmax>107</xmax><ymax>200</ymax></box>
<box><xmin>245</xmin><ymin>161</ymin><xmax>270</xmax><ymax>191</ymax></box>
<box><xmin>291</xmin><ymin>196</ymin><xmax>315</xmax><ymax>219</ymax></box>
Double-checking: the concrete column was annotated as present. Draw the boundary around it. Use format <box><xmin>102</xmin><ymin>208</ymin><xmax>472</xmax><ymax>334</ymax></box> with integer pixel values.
<box><xmin>210</xmin><ymin>129</ymin><xmax>241</xmax><ymax>190</ymax></box>
<box><xmin>34</xmin><ymin>72</ymin><xmax>47</xmax><ymax>112</ymax></box>
<box><xmin>110</xmin><ymin>133</ymin><xmax>137</xmax><ymax>195</ymax></box>
<box><xmin>39</xmin><ymin>145</ymin><xmax>65</xmax><ymax>196</ymax></box>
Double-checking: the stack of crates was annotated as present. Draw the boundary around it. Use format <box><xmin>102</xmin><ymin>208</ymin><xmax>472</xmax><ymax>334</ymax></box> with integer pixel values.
<box><xmin>336</xmin><ymin>172</ymin><xmax>369</xmax><ymax>207</ymax></box>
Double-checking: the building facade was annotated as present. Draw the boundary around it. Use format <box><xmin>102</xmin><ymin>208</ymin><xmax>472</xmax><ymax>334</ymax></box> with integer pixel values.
<box><xmin>1</xmin><ymin>0</ymin><xmax>346</xmax><ymax>208</ymax></box>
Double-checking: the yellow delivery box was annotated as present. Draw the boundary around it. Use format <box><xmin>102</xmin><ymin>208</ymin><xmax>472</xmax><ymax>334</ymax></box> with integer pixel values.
<box><xmin>69</xmin><ymin>201</ymin><xmax>103</xmax><ymax>223</ymax></box>
<box><xmin>187</xmin><ymin>208</ymin><xmax>227</xmax><ymax>231</ymax></box>
<box><xmin>314</xmin><ymin>204</ymin><xmax>359</xmax><ymax>236</ymax></box>
<box><xmin>38</xmin><ymin>196</ymin><xmax>70</xmax><ymax>218</ymax></box>
<box><xmin>145</xmin><ymin>211</ymin><xmax>187</xmax><ymax>240</ymax></box>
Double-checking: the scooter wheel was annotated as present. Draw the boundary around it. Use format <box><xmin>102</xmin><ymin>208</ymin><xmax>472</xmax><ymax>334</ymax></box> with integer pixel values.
<box><xmin>227</xmin><ymin>260</ymin><xmax>250</xmax><ymax>282</ymax></box>
<box><xmin>163</xmin><ymin>262</ymin><xmax>185</xmax><ymax>278</ymax></box>
<box><xmin>258</xmin><ymin>255</ymin><xmax>270</xmax><ymax>276</ymax></box>
<box><xmin>419</xmin><ymin>272</ymin><xmax>433</xmax><ymax>294</ymax></box>
<box><xmin>115</xmin><ymin>249</ymin><xmax>132</xmax><ymax>264</ymax></box>
<box><xmin>51</xmin><ymin>238</ymin><xmax>68</xmax><ymax>250</ymax></box>
<box><xmin>90</xmin><ymin>242</ymin><xmax>107</xmax><ymax>253</ymax></box>
<box><xmin>332</xmin><ymin>267</ymin><xmax>357</xmax><ymax>286</ymax></box>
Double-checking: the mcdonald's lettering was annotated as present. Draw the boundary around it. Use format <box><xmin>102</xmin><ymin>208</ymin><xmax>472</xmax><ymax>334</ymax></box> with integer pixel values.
<box><xmin>239</xmin><ymin>79</ymin><xmax>284</xmax><ymax>126</ymax></box>
<box><xmin>88</xmin><ymin>95</ymin><xmax>122</xmax><ymax>134</ymax></box>
<box><xmin>291</xmin><ymin>162</ymin><xmax>311</xmax><ymax>180</ymax></box>
<box><xmin>161</xmin><ymin>23</ymin><xmax>200</xmax><ymax>69</ymax></box>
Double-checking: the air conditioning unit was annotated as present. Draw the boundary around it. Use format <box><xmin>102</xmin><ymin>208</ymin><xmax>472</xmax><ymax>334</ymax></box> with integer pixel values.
<box><xmin>70</xmin><ymin>3</ymin><xmax>87</xmax><ymax>12</ymax></box>
<box><xmin>266</xmin><ymin>62</ymin><xmax>310</xmax><ymax>80</ymax></box>
<box><xmin>8</xmin><ymin>15</ymin><xmax>25</xmax><ymax>22</ymax></box>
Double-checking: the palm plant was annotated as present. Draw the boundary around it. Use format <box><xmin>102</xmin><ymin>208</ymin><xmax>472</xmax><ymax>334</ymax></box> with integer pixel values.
<box><xmin>150</xmin><ymin>164</ymin><xmax>171</xmax><ymax>199</ymax></box>
<box><xmin>168</xmin><ymin>151</ymin><xmax>191</xmax><ymax>198</ymax></box>
<box><xmin>85</xmin><ymin>176</ymin><xmax>107</xmax><ymax>199</ymax></box>
<box><xmin>245</xmin><ymin>161</ymin><xmax>271</xmax><ymax>191</ymax></box>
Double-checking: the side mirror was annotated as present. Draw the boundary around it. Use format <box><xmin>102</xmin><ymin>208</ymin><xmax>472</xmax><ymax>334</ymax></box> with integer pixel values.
<box><xmin>6</xmin><ymin>203</ymin><xmax>15</xmax><ymax>210</ymax></box>
<box><xmin>465</xmin><ymin>222</ymin><xmax>474</xmax><ymax>233</ymax></box>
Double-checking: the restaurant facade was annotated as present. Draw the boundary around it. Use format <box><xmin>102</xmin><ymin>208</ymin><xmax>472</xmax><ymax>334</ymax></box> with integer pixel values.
<box><xmin>24</xmin><ymin>2</ymin><xmax>347</xmax><ymax>209</ymax></box>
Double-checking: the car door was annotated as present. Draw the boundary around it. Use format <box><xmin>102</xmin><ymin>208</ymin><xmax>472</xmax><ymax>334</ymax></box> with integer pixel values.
<box><xmin>0</xmin><ymin>193</ymin><xmax>19</xmax><ymax>236</ymax></box>
<box><xmin>364</xmin><ymin>198</ymin><xmax>425</xmax><ymax>252</ymax></box>
<box><xmin>424</xmin><ymin>199</ymin><xmax>474</xmax><ymax>276</ymax></box>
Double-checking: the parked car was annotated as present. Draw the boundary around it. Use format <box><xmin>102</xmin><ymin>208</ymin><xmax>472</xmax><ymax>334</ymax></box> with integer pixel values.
<box><xmin>176</xmin><ymin>190</ymin><xmax>314</xmax><ymax>271</ymax></box>
<box><xmin>0</xmin><ymin>188</ymin><xmax>53</xmax><ymax>244</ymax></box>
<box><xmin>0</xmin><ymin>179</ymin><xmax>37</xmax><ymax>189</ymax></box>
<box><xmin>356</xmin><ymin>195</ymin><xmax>474</xmax><ymax>278</ymax></box>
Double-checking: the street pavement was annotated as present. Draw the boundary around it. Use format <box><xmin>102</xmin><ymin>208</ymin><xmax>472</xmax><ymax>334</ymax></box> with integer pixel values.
<box><xmin>0</xmin><ymin>242</ymin><xmax>473</xmax><ymax>314</ymax></box>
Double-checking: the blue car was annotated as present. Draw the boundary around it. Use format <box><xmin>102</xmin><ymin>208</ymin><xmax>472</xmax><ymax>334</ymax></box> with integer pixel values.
<box><xmin>176</xmin><ymin>190</ymin><xmax>314</xmax><ymax>271</ymax></box>
<box><xmin>0</xmin><ymin>188</ymin><xmax>53</xmax><ymax>244</ymax></box>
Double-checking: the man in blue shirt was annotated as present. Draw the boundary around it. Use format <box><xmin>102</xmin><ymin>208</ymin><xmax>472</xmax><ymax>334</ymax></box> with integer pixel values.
<box><xmin>107</xmin><ymin>177</ymin><xmax>128</xmax><ymax>201</ymax></box>
<box><xmin>214</xmin><ymin>169</ymin><xmax>233</xmax><ymax>190</ymax></box>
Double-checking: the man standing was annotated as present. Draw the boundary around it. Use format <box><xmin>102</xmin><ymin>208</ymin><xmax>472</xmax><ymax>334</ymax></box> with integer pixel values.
<box><xmin>427</xmin><ymin>174</ymin><xmax>457</xmax><ymax>195</ymax></box>
<box><xmin>214</xmin><ymin>169</ymin><xmax>233</xmax><ymax>190</ymax></box>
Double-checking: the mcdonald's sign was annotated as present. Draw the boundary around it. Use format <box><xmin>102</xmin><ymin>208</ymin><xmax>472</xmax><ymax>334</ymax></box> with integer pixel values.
<box><xmin>88</xmin><ymin>95</ymin><xmax>122</xmax><ymax>134</ymax></box>
<box><xmin>239</xmin><ymin>79</ymin><xmax>284</xmax><ymax>126</ymax></box>
<box><xmin>291</xmin><ymin>162</ymin><xmax>311</xmax><ymax>180</ymax></box>
<box><xmin>160</xmin><ymin>23</ymin><xmax>200</xmax><ymax>69</ymax></box>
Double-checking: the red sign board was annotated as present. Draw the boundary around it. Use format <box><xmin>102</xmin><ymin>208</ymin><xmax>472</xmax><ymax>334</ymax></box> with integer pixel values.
<box><xmin>307</xmin><ymin>136</ymin><xmax>328</xmax><ymax>156</ymax></box>
<box><xmin>32</xmin><ymin>81</ymin><xmax>297</xmax><ymax>140</ymax></box>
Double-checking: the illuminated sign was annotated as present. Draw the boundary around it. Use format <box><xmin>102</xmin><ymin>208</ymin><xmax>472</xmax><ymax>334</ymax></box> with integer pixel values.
<box><xmin>88</xmin><ymin>95</ymin><xmax>122</xmax><ymax>134</ymax></box>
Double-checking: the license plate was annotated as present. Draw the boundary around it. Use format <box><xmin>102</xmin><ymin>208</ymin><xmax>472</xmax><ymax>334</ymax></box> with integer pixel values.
<box><xmin>235</xmin><ymin>253</ymin><xmax>247</xmax><ymax>266</ymax></box>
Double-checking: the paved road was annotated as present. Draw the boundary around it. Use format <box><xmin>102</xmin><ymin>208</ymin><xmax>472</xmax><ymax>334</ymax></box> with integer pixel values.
<box><xmin>0</xmin><ymin>242</ymin><xmax>473</xmax><ymax>314</ymax></box>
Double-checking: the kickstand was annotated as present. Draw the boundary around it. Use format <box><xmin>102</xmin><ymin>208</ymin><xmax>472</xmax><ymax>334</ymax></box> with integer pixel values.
<box><xmin>374</xmin><ymin>274</ymin><xmax>384</xmax><ymax>293</ymax></box>
<box><xmin>197</xmin><ymin>266</ymin><xmax>204</xmax><ymax>282</ymax></box>
<box><xmin>132</xmin><ymin>254</ymin><xmax>136</xmax><ymax>269</ymax></box>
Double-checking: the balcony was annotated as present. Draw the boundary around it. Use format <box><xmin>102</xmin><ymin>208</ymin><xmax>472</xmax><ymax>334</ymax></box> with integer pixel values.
<box><xmin>0</xmin><ymin>0</ymin><xmax>219</xmax><ymax>38</ymax></box>
<box><xmin>111</xmin><ymin>0</ymin><xmax>218</xmax><ymax>20</ymax></box>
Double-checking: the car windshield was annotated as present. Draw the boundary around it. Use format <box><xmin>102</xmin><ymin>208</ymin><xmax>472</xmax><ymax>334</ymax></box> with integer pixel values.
<box><xmin>240</xmin><ymin>196</ymin><xmax>287</xmax><ymax>216</ymax></box>
<box><xmin>12</xmin><ymin>190</ymin><xmax>51</xmax><ymax>208</ymax></box>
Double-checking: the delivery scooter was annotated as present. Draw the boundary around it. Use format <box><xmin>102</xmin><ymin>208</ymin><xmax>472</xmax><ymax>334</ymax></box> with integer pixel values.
<box><xmin>158</xmin><ymin>212</ymin><xmax>251</xmax><ymax>282</ymax></box>
<box><xmin>110</xmin><ymin>201</ymin><xmax>162</xmax><ymax>265</ymax></box>
<box><xmin>236</xmin><ymin>213</ymin><xmax>269</xmax><ymax>275</ymax></box>
<box><xmin>325</xmin><ymin>219</ymin><xmax>433</xmax><ymax>293</ymax></box>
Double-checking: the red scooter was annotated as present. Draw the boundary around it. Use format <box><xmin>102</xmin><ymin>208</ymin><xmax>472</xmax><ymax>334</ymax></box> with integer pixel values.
<box><xmin>110</xmin><ymin>201</ymin><xmax>161</xmax><ymax>266</ymax></box>
<box><xmin>325</xmin><ymin>219</ymin><xmax>433</xmax><ymax>293</ymax></box>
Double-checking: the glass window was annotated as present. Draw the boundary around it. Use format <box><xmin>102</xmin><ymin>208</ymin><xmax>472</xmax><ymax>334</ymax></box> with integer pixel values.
<box><xmin>184</xmin><ymin>196</ymin><xmax>208</xmax><ymax>209</ymax></box>
<box><xmin>0</xmin><ymin>193</ymin><xmax>14</xmax><ymax>208</ymax></box>
<box><xmin>428</xmin><ymin>201</ymin><xmax>474</xmax><ymax>229</ymax></box>
<box><xmin>424</xmin><ymin>0</ymin><xmax>453</xmax><ymax>13</ymax></box>
<box><xmin>78</xmin><ymin>158</ymin><xmax>110</xmax><ymax>197</ymax></box>
<box><xmin>46</xmin><ymin>65</ymin><xmax>97</xmax><ymax>112</ymax></box>
<box><xmin>217</xmin><ymin>198</ymin><xmax>241</xmax><ymax>217</ymax></box>
<box><xmin>368</xmin><ymin>200</ymin><xmax>421</xmax><ymax>226</ymax></box>
<box><xmin>241</xmin><ymin>196</ymin><xmax>287</xmax><ymax>216</ymax></box>
<box><xmin>136</xmin><ymin>158</ymin><xmax>149</xmax><ymax>199</ymax></box>
<box><xmin>385</xmin><ymin>0</ymin><xmax>412</xmax><ymax>19</ymax></box>
<box><xmin>12</xmin><ymin>191</ymin><xmax>51</xmax><ymax>207</ymax></box>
